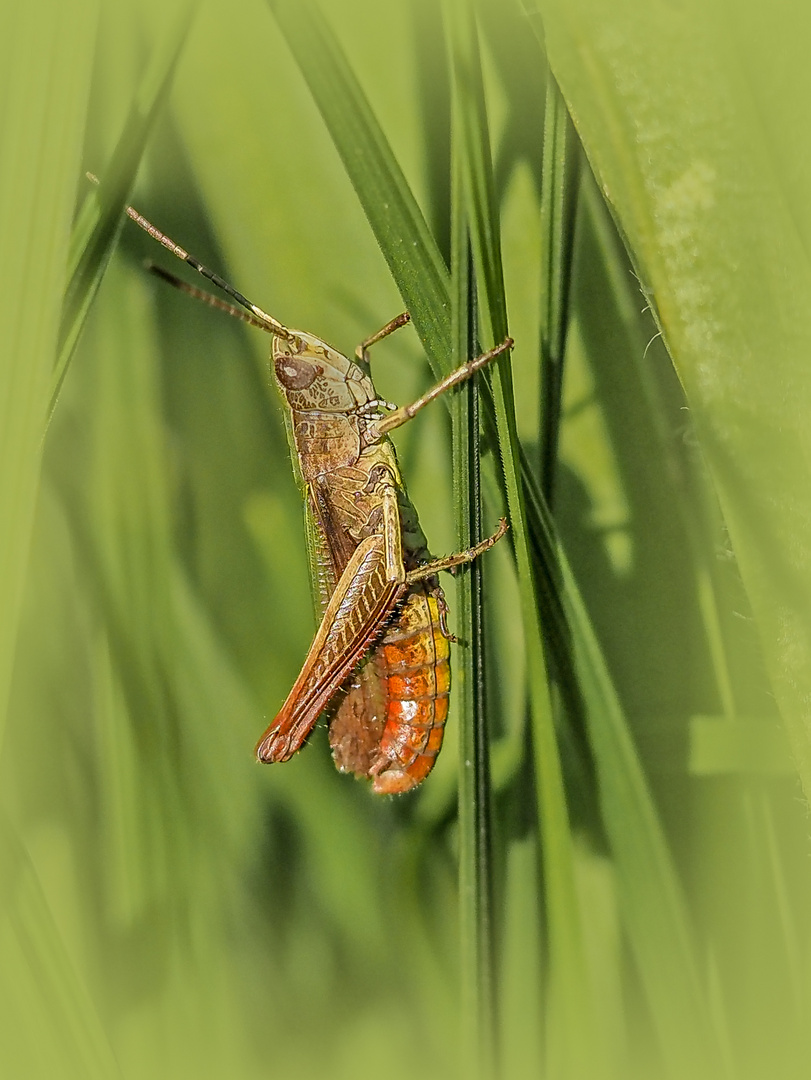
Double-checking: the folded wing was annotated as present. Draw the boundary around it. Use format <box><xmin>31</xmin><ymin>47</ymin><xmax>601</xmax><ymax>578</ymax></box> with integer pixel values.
<box><xmin>256</xmin><ymin>533</ymin><xmax>404</xmax><ymax>763</ymax></box>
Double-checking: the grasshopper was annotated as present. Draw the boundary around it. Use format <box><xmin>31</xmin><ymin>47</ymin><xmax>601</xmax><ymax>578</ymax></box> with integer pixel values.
<box><xmin>111</xmin><ymin>184</ymin><xmax>510</xmax><ymax>793</ymax></box>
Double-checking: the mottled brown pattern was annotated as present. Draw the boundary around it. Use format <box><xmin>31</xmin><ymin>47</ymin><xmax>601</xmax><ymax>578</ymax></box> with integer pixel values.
<box><xmin>329</xmin><ymin>658</ymin><xmax>387</xmax><ymax>777</ymax></box>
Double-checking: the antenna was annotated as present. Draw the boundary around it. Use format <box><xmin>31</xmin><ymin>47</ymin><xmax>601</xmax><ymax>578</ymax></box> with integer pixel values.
<box><xmin>87</xmin><ymin>173</ymin><xmax>293</xmax><ymax>340</ymax></box>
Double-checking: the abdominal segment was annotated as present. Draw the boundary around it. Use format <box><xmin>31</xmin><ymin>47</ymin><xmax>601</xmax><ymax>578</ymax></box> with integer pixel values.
<box><xmin>328</xmin><ymin>587</ymin><xmax>451</xmax><ymax>794</ymax></box>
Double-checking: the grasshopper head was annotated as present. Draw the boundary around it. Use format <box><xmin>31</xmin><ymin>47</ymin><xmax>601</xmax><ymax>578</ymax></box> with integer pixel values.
<box><xmin>272</xmin><ymin>331</ymin><xmax>375</xmax><ymax>413</ymax></box>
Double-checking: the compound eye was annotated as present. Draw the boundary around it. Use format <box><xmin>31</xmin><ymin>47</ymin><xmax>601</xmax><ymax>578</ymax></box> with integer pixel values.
<box><xmin>274</xmin><ymin>355</ymin><xmax>323</xmax><ymax>390</ymax></box>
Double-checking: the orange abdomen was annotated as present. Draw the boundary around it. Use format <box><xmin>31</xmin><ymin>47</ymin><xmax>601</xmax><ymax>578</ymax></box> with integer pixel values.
<box><xmin>369</xmin><ymin>589</ymin><xmax>451</xmax><ymax>795</ymax></box>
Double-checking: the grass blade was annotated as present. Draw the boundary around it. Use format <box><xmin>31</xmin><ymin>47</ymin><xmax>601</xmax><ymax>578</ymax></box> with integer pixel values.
<box><xmin>268</xmin><ymin>0</ymin><xmax>453</xmax><ymax>372</ymax></box>
<box><xmin>447</xmin><ymin>5</ymin><xmax>593</xmax><ymax>1075</ymax></box>
<box><xmin>0</xmin><ymin>814</ymin><xmax>121</xmax><ymax>1079</ymax></box>
<box><xmin>0</xmin><ymin>0</ymin><xmax>97</xmax><ymax>750</ymax></box>
<box><xmin>450</xmin><ymin>83</ymin><xmax>495</xmax><ymax>1080</ymax></box>
<box><xmin>520</xmin><ymin>443</ymin><xmax>725</xmax><ymax>1073</ymax></box>
<box><xmin>538</xmin><ymin>75</ymin><xmax>579</xmax><ymax>498</ymax></box>
<box><xmin>52</xmin><ymin>0</ymin><xmax>195</xmax><ymax>414</ymax></box>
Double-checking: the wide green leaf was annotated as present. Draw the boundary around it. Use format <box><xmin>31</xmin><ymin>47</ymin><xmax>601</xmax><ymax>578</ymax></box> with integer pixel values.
<box><xmin>538</xmin><ymin>0</ymin><xmax>811</xmax><ymax>802</ymax></box>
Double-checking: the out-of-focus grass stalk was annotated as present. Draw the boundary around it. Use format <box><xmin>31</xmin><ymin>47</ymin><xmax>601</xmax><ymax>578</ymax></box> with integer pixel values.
<box><xmin>0</xmin><ymin>0</ymin><xmax>97</xmax><ymax>751</ymax></box>
<box><xmin>52</xmin><ymin>0</ymin><xmax>195</xmax><ymax>415</ymax></box>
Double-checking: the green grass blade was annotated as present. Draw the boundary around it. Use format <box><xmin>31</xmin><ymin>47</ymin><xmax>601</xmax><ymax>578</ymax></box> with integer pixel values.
<box><xmin>447</xmin><ymin>5</ymin><xmax>593</xmax><ymax>1075</ymax></box>
<box><xmin>0</xmin><ymin>0</ymin><xmax>97</xmax><ymax>749</ymax></box>
<box><xmin>0</xmin><ymin>814</ymin><xmax>121</xmax><ymax>1079</ymax></box>
<box><xmin>519</xmin><ymin>448</ymin><xmax>725</xmax><ymax>1072</ymax></box>
<box><xmin>269</xmin><ymin>0</ymin><xmax>453</xmax><ymax>372</ymax></box>
<box><xmin>450</xmin><ymin>81</ymin><xmax>495</xmax><ymax>1080</ymax></box>
<box><xmin>538</xmin><ymin>76</ymin><xmax>579</xmax><ymax>497</ymax></box>
<box><xmin>51</xmin><ymin>0</ymin><xmax>195</xmax><ymax>414</ymax></box>
<box><xmin>579</xmin><ymin>173</ymin><xmax>742</xmax><ymax>727</ymax></box>
<box><xmin>498</xmin><ymin>834</ymin><xmax>545</xmax><ymax>1078</ymax></box>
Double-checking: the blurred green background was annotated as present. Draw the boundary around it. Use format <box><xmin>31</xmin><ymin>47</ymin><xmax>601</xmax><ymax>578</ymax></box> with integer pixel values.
<box><xmin>2</xmin><ymin>0</ymin><xmax>811</xmax><ymax>1077</ymax></box>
